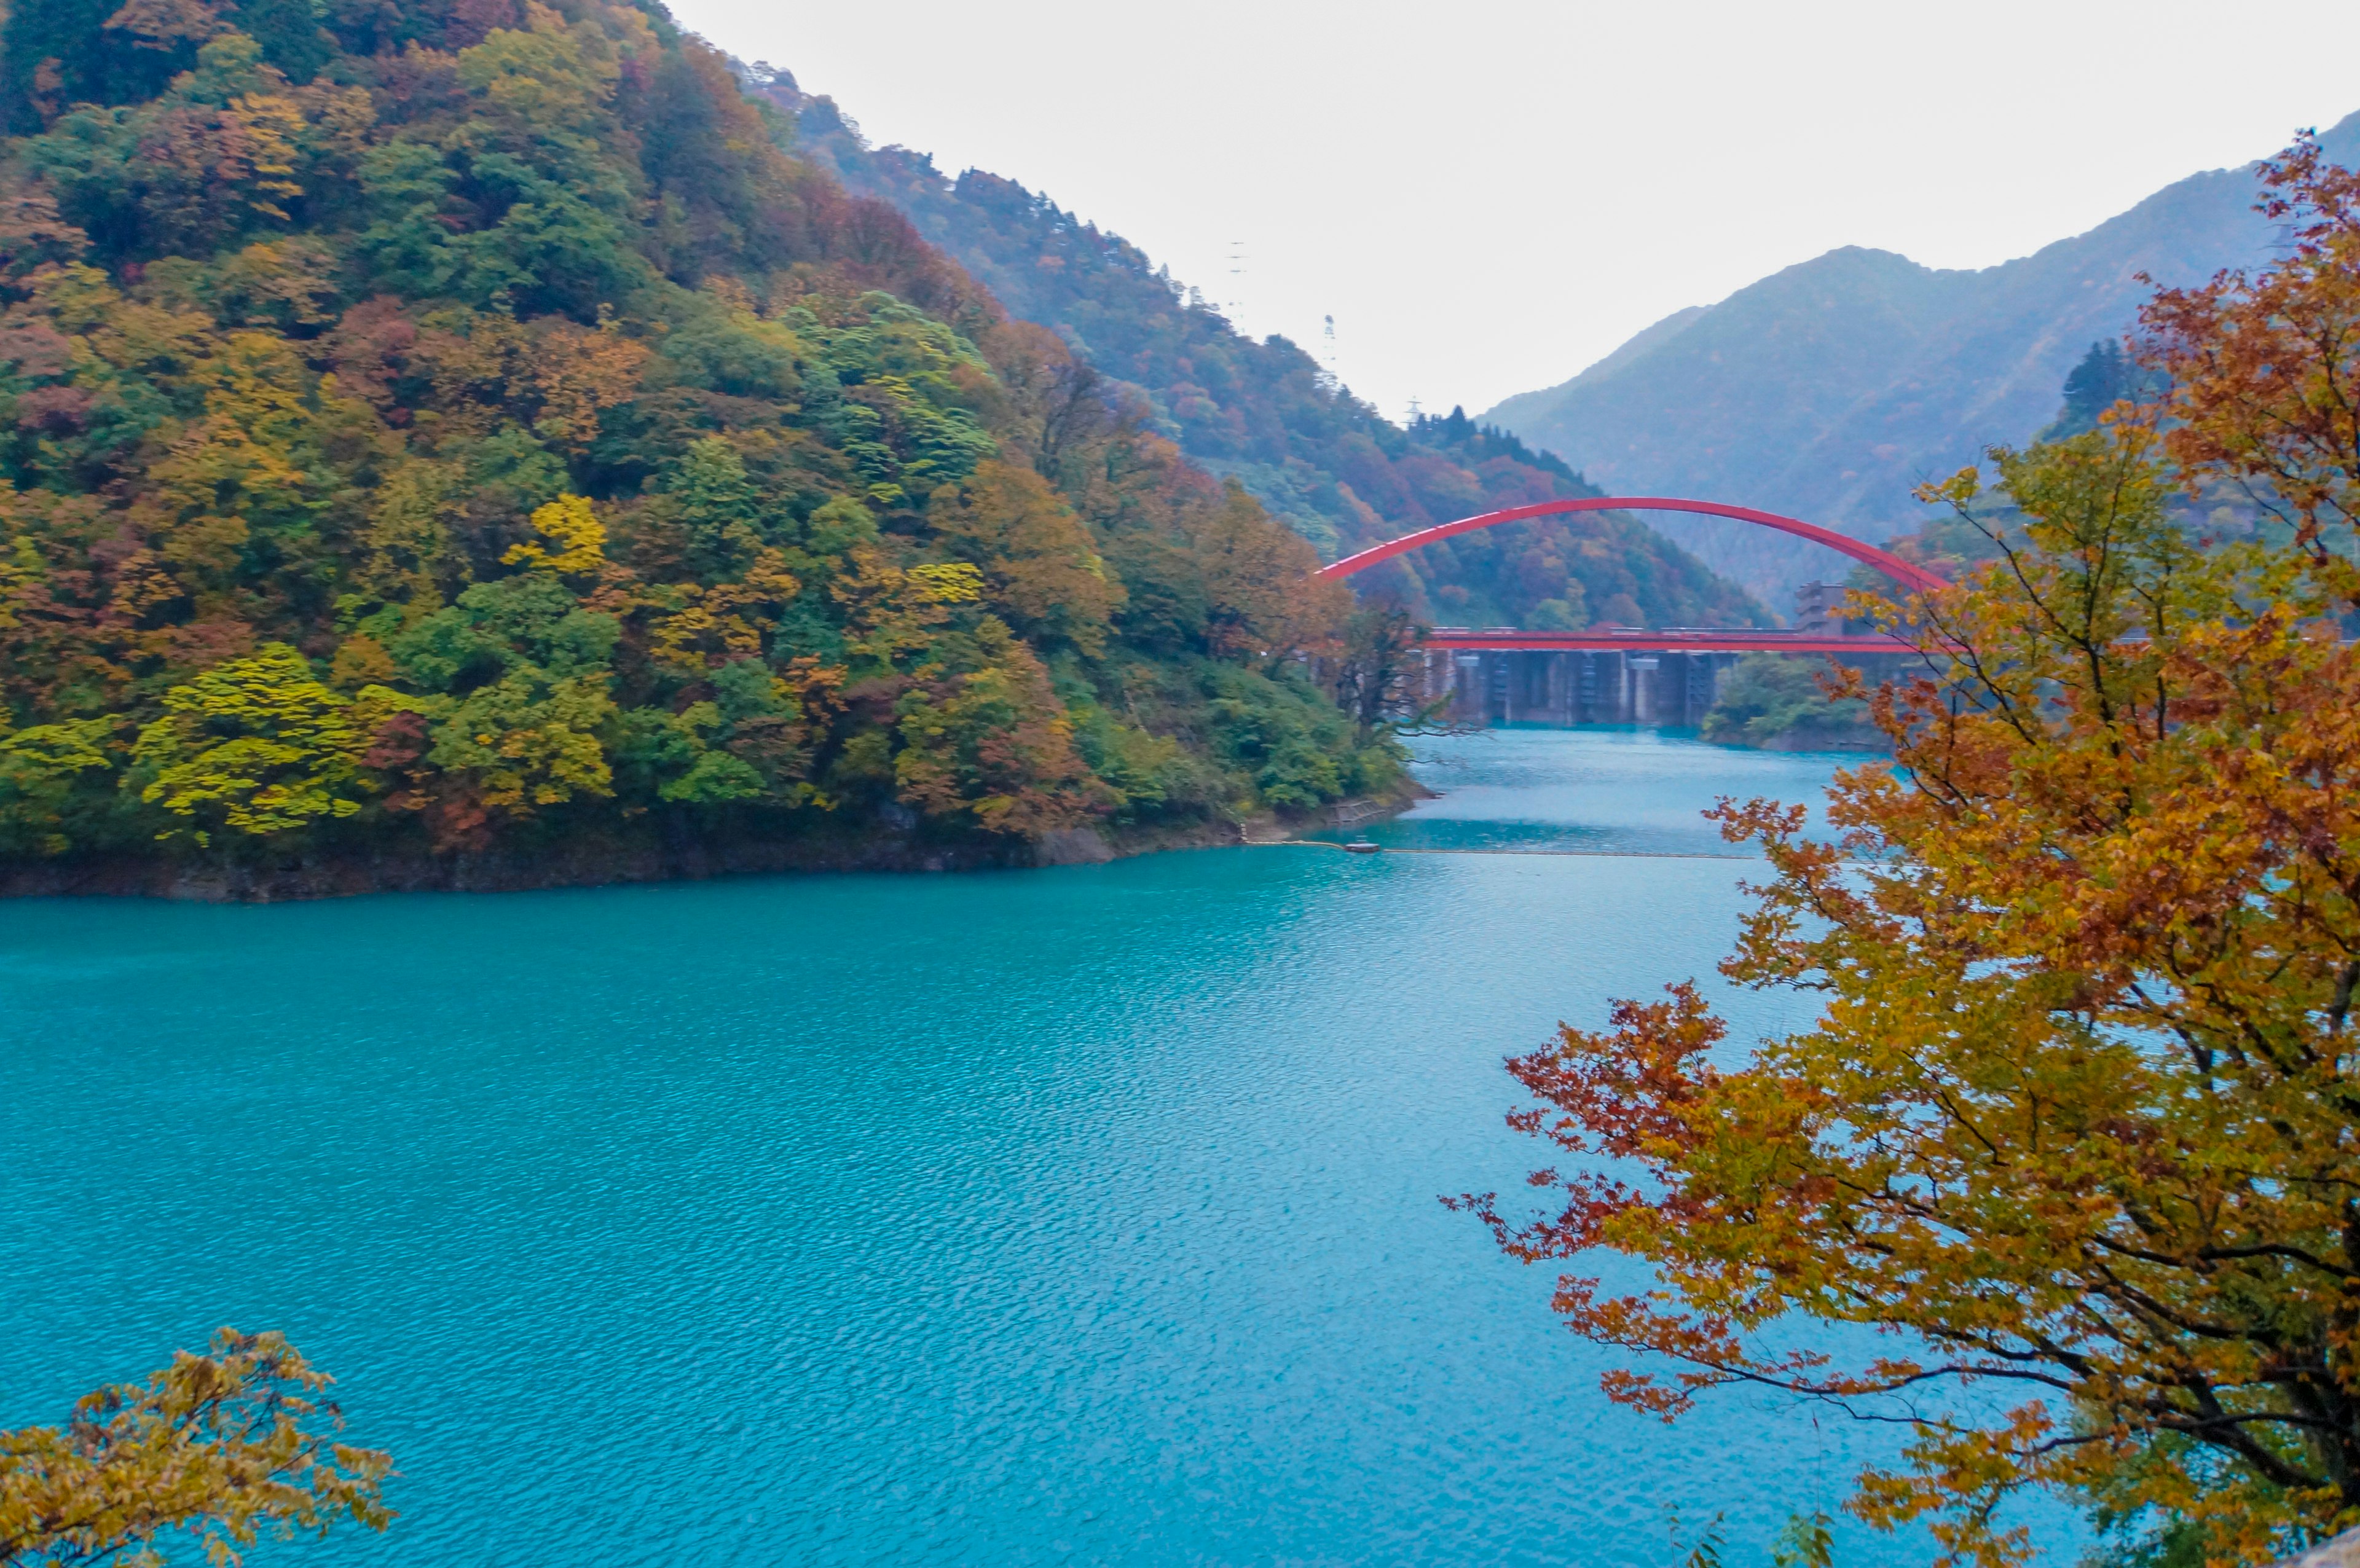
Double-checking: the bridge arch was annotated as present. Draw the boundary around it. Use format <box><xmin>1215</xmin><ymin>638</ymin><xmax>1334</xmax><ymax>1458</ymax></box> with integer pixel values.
<box><xmin>1313</xmin><ymin>496</ymin><xmax>1947</xmax><ymax>597</ymax></box>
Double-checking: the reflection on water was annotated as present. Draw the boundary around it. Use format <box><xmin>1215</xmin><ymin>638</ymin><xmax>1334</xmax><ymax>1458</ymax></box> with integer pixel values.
<box><xmin>1372</xmin><ymin>725</ymin><xmax>1855</xmax><ymax>857</ymax></box>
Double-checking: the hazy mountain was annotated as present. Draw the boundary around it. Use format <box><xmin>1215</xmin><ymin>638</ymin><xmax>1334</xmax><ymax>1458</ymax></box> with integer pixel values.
<box><xmin>751</xmin><ymin>68</ymin><xmax>1765</xmax><ymax>630</ymax></box>
<box><xmin>1484</xmin><ymin>112</ymin><xmax>2360</xmax><ymax>607</ymax></box>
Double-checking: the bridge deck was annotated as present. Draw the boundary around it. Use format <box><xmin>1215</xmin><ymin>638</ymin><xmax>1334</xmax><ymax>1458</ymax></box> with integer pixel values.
<box><xmin>1425</xmin><ymin>629</ymin><xmax>1911</xmax><ymax>654</ymax></box>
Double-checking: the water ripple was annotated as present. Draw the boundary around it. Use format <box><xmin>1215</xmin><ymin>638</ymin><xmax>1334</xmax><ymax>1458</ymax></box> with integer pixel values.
<box><xmin>0</xmin><ymin>730</ymin><xmax>2073</xmax><ymax>1566</ymax></box>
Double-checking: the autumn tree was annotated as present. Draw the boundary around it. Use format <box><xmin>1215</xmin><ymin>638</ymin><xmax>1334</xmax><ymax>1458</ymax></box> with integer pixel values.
<box><xmin>1462</xmin><ymin>139</ymin><xmax>2360</xmax><ymax>1567</ymax></box>
<box><xmin>1462</xmin><ymin>418</ymin><xmax>2360</xmax><ymax>1566</ymax></box>
<box><xmin>0</xmin><ymin>716</ymin><xmax>116</xmax><ymax>855</ymax></box>
<box><xmin>1187</xmin><ymin>479</ymin><xmax>1348</xmax><ymax>665</ymax></box>
<box><xmin>2144</xmin><ymin>129</ymin><xmax>2360</xmax><ymax>588</ymax></box>
<box><xmin>0</xmin><ymin>1329</ymin><xmax>391</xmax><ymax>1567</ymax></box>
<box><xmin>1326</xmin><ymin>603</ymin><xmax>1439</xmax><ymax>746</ymax></box>
<box><xmin>929</xmin><ymin>459</ymin><xmax>1121</xmax><ymax>657</ymax></box>
<box><xmin>892</xmin><ymin>617</ymin><xmax>1113</xmax><ymax>837</ymax></box>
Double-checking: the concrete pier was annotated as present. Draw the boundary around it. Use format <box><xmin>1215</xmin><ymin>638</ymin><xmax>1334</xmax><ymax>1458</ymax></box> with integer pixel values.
<box><xmin>1442</xmin><ymin>649</ymin><xmax>1741</xmax><ymax>727</ymax></box>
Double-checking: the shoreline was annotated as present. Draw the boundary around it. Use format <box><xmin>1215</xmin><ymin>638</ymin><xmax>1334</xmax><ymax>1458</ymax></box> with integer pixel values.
<box><xmin>0</xmin><ymin>788</ymin><xmax>1431</xmax><ymax>905</ymax></box>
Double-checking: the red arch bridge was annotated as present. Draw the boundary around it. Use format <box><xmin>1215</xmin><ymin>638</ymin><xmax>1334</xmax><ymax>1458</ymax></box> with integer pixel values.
<box><xmin>1315</xmin><ymin>496</ymin><xmax>1932</xmax><ymax>727</ymax></box>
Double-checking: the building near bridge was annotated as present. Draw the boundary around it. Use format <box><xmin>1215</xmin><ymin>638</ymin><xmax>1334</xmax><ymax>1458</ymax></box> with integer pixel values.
<box><xmin>1792</xmin><ymin>580</ymin><xmax>1848</xmax><ymax>635</ymax></box>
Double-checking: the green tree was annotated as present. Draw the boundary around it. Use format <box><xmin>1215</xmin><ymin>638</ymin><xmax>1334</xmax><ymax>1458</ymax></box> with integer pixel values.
<box><xmin>132</xmin><ymin>644</ymin><xmax>363</xmax><ymax>842</ymax></box>
<box><xmin>0</xmin><ymin>716</ymin><xmax>116</xmax><ymax>855</ymax></box>
<box><xmin>420</xmin><ymin>668</ymin><xmax>615</xmax><ymax>817</ymax></box>
<box><xmin>357</xmin><ymin>14</ymin><xmax>651</xmax><ymax>317</ymax></box>
<box><xmin>662</xmin><ymin>437</ymin><xmax>764</xmax><ymax>582</ymax></box>
<box><xmin>2039</xmin><ymin>340</ymin><xmax>2155</xmax><ymax>441</ymax></box>
<box><xmin>1697</xmin><ymin>653</ymin><xmax>1873</xmax><ymax>748</ymax></box>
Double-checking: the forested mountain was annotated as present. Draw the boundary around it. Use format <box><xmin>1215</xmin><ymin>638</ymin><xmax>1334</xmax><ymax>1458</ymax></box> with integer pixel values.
<box><xmin>0</xmin><ymin>0</ymin><xmax>1409</xmax><ymax>892</ymax></box>
<box><xmin>1484</xmin><ymin>112</ymin><xmax>2360</xmax><ymax>606</ymax></box>
<box><xmin>753</xmin><ymin>68</ymin><xmax>1764</xmax><ymax>632</ymax></box>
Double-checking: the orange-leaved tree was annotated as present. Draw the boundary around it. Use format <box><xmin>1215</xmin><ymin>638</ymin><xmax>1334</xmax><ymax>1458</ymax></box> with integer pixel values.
<box><xmin>2144</xmin><ymin>130</ymin><xmax>2360</xmax><ymax>585</ymax></box>
<box><xmin>1460</xmin><ymin>138</ymin><xmax>2360</xmax><ymax>1568</ymax></box>
<box><xmin>0</xmin><ymin>1328</ymin><xmax>391</xmax><ymax>1566</ymax></box>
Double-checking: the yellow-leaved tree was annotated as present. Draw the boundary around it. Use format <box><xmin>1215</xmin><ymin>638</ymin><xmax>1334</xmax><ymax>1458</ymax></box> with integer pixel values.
<box><xmin>0</xmin><ymin>1330</ymin><xmax>390</xmax><ymax>1567</ymax></box>
<box><xmin>130</xmin><ymin>645</ymin><xmax>363</xmax><ymax>844</ymax></box>
<box><xmin>499</xmin><ymin>493</ymin><xmax>607</xmax><ymax>578</ymax></box>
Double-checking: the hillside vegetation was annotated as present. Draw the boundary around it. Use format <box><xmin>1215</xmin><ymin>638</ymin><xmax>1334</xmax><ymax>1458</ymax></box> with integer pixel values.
<box><xmin>1484</xmin><ymin>112</ymin><xmax>2360</xmax><ymax>605</ymax></box>
<box><xmin>758</xmin><ymin>70</ymin><xmax>1764</xmax><ymax>633</ymax></box>
<box><xmin>0</xmin><ymin>0</ymin><xmax>1402</xmax><ymax>891</ymax></box>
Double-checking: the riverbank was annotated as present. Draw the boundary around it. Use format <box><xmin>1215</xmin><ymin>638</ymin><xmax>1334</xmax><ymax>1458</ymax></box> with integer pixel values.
<box><xmin>1712</xmin><ymin>722</ymin><xmax>1886</xmax><ymax>753</ymax></box>
<box><xmin>0</xmin><ymin>786</ymin><xmax>1428</xmax><ymax>903</ymax></box>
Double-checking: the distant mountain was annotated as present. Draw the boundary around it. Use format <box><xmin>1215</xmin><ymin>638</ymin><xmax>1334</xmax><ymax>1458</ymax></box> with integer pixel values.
<box><xmin>1484</xmin><ymin>112</ymin><xmax>2360</xmax><ymax>606</ymax></box>
<box><xmin>749</xmin><ymin>67</ymin><xmax>1766</xmax><ymax>631</ymax></box>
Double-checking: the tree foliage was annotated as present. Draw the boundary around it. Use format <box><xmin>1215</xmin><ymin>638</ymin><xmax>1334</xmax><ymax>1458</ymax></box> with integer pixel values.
<box><xmin>2145</xmin><ymin>130</ymin><xmax>2360</xmax><ymax>584</ymax></box>
<box><xmin>1324</xmin><ymin>602</ymin><xmax>1444</xmax><ymax>747</ymax></box>
<box><xmin>1460</xmin><ymin>139</ymin><xmax>2360</xmax><ymax>1566</ymax></box>
<box><xmin>131</xmin><ymin>642</ymin><xmax>362</xmax><ymax>842</ymax></box>
<box><xmin>0</xmin><ymin>1329</ymin><xmax>390</xmax><ymax>1567</ymax></box>
<box><xmin>0</xmin><ymin>0</ymin><xmax>1398</xmax><ymax>873</ymax></box>
<box><xmin>1697</xmin><ymin>652</ymin><xmax>1875</xmax><ymax>750</ymax></box>
<box><xmin>2037</xmin><ymin>340</ymin><xmax>2157</xmax><ymax>442</ymax></box>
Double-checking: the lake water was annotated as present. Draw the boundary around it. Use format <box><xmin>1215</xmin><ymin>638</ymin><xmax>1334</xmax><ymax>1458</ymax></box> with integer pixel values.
<box><xmin>0</xmin><ymin>728</ymin><xmax>2079</xmax><ymax>1566</ymax></box>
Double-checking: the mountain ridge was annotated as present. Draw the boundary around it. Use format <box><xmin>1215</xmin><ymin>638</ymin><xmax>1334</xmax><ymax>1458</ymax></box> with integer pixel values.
<box><xmin>1485</xmin><ymin>112</ymin><xmax>2360</xmax><ymax>604</ymax></box>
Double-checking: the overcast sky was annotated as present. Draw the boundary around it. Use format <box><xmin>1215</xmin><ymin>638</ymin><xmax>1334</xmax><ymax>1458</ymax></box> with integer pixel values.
<box><xmin>669</xmin><ymin>0</ymin><xmax>2360</xmax><ymax>423</ymax></box>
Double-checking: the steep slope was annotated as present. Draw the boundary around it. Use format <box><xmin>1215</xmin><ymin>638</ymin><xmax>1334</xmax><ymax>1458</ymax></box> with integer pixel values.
<box><xmin>1485</xmin><ymin>112</ymin><xmax>2360</xmax><ymax>605</ymax></box>
<box><xmin>753</xmin><ymin>68</ymin><xmax>1766</xmax><ymax>631</ymax></box>
<box><xmin>0</xmin><ymin>0</ymin><xmax>1398</xmax><ymax>892</ymax></box>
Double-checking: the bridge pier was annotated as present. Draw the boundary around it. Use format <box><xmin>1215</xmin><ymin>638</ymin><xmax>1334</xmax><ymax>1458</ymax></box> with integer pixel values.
<box><xmin>1630</xmin><ymin>656</ymin><xmax>1659</xmax><ymax>723</ymax></box>
<box><xmin>1654</xmin><ymin>650</ymin><xmax>1734</xmax><ymax>726</ymax></box>
<box><xmin>1452</xmin><ymin>653</ymin><xmax>1482</xmax><ymax>719</ymax></box>
<box><xmin>1514</xmin><ymin>651</ymin><xmax>1552</xmax><ymax>723</ymax></box>
<box><xmin>1575</xmin><ymin>652</ymin><xmax>1604</xmax><ymax>723</ymax></box>
<box><xmin>1433</xmin><ymin>646</ymin><xmax>1740</xmax><ymax>729</ymax></box>
<box><xmin>1422</xmin><ymin>648</ymin><xmax>1453</xmax><ymax>707</ymax></box>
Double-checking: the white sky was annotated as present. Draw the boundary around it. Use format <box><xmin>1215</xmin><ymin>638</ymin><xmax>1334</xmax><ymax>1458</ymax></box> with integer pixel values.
<box><xmin>669</xmin><ymin>0</ymin><xmax>2360</xmax><ymax>423</ymax></box>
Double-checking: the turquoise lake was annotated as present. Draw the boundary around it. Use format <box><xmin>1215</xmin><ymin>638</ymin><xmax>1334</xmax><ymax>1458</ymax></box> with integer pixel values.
<box><xmin>0</xmin><ymin>729</ymin><xmax>2080</xmax><ymax>1566</ymax></box>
